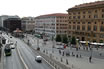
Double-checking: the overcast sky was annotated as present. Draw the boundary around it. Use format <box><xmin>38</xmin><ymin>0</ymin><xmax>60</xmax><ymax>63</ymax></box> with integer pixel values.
<box><xmin>0</xmin><ymin>0</ymin><xmax>98</xmax><ymax>17</ymax></box>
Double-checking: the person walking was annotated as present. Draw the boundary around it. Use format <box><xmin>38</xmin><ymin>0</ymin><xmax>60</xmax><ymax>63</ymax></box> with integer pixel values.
<box><xmin>59</xmin><ymin>49</ymin><xmax>61</xmax><ymax>54</ymax></box>
<box><xmin>62</xmin><ymin>51</ymin><xmax>64</xmax><ymax>56</ymax></box>
<box><xmin>89</xmin><ymin>56</ymin><xmax>92</xmax><ymax>63</ymax></box>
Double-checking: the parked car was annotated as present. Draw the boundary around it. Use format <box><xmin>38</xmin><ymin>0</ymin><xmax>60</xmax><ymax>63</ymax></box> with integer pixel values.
<box><xmin>35</xmin><ymin>56</ymin><xmax>42</xmax><ymax>63</ymax></box>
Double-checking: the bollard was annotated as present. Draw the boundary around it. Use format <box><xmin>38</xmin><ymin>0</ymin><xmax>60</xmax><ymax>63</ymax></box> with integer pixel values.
<box><xmin>80</xmin><ymin>54</ymin><xmax>82</xmax><ymax>58</ymax></box>
<box><xmin>43</xmin><ymin>50</ymin><xmax>45</xmax><ymax>53</ymax></box>
<box><xmin>56</xmin><ymin>57</ymin><xmax>58</xmax><ymax>59</ymax></box>
<box><xmin>66</xmin><ymin>59</ymin><xmax>69</xmax><ymax>65</ymax></box>
<box><xmin>72</xmin><ymin>64</ymin><xmax>74</xmax><ymax>68</ymax></box>
<box><xmin>55</xmin><ymin>65</ymin><xmax>57</xmax><ymax>69</ymax></box>
<box><xmin>50</xmin><ymin>54</ymin><xmax>52</xmax><ymax>58</ymax></box>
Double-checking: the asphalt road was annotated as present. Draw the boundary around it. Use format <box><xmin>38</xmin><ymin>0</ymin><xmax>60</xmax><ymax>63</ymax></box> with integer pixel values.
<box><xmin>11</xmin><ymin>36</ymin><xmax>53</xmax><ymax>69</ymax></box>
<box><xmin>3</xmin><ymin>49</ymin><xmax>24</xmax><ymax>69</ymax></box>
<box><xmin>3</xmin><ymin>34</ymin><xmax>53</xmax><ymax>69</ymax></box>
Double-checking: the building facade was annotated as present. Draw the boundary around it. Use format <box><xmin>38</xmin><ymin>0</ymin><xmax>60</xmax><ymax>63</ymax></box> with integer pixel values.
<box><xmin>67</xmin><ymin>1</ymin><xmax>104</xmax><ymax>43</ymax></box>
<box><xmin>21</xmin><ymin>17</ymin><xmax>35</xmax><ymax>32</ymax></box>
<box><xmin>35</xmin><ymin>13</ymin><xmax>68</xmax><ymax>38</ymax></box>
<box><xmin>3</xmin><ymin>18</ymin><xmax>21</xmax><ymax>32</ymax></box>
<box><xmin>0</xmin><ymin>15</ymin><xmax>19</xmax><ymax>28</ymax></box>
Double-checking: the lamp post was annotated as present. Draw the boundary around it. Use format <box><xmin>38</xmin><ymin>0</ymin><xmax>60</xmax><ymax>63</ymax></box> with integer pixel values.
<box><xmin>43</xmin><ymin>23</ymin><xmax>46</xmax><ymax>45</ymax></box>
<box><xmin>52</xmin><ymin>35</ymin><xmax>55</xmax><ymax>53</ymax></box>
<box><xmin>90</xmin><ymin>31</ymin><xmax>93</xmax><ymax>58</ymax></box>
<box><xmin>37</xmin><ymin>38</ymin><xmax>40</xmax><ymax>51</ymax></box>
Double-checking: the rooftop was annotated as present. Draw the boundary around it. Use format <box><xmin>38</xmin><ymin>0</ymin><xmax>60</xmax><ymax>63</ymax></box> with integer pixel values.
<box><xmin>35</xmin><ymin>13</ymin><xmax>68</xmax><ymax>18</ymax></box>
<box><xmin>68</xmin><ymin>1</ymin><xmax>104</xmax><ymax>11</ymax></box>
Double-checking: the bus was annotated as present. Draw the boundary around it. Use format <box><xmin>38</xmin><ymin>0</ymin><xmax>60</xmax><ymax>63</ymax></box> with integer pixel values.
<box><xmin>4</xmin><ymin>44</ymin><xmax>12</xmax><ymax>56</ymax></box>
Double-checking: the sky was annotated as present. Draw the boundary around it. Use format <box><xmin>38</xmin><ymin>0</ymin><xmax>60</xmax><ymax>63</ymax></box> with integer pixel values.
<box><xmin>0</xmin><ymin>0</ymin><xmax>99</xmax><ymax>17</ymax></box>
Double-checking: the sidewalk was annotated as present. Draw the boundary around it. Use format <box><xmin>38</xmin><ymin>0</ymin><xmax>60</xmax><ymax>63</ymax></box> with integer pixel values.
<box><xmin>24</xmin><ymin>35</ymin><xmax>104</xmax><ymax>69</ymax></box>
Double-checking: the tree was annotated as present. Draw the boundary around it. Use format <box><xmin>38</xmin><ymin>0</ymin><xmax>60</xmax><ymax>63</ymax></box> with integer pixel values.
<box><xmin>55</xmin><ymin>35</ymin><xmax>61</xmax><ymax>42</ymax></box>
<box><xmin>71</xmin><ymin>36</ymin><xmax>76</xmax><ymax>44</ymax></box>
<box><xmin>62</xmin><ymin>35</ymin><xmax>68</xmax><ymax>44</ymax></box>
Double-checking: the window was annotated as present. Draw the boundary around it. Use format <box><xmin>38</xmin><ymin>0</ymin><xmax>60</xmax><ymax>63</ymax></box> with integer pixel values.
<box><xmin>82</xmin><ymin>26</ymin><xmax>85</xmax><ymax>31</ymax></box>
<box><xmin>100</xmin><ymin>26</ymin><xmax>104</xmax><ymax>32</ymax></box>
<box><xmin>100</xmin><ymin>34</ymin><xmax>104</xmax><ymax>38</ymax></box>
<box><xmin>102</xmin><ymin>14</ymin><xmax>104</xmax><ymax>18</ymax></box>
<box><xmin>94</xmin><ymin>15</ymin><xmax>98</xmax><ymax>18</ymax></box>
<box><xmin>94</xmin><ymin>22</ymin><xmax>97</xmax><ymax>24</ymax></box>
<box><xmin>77</xmin><ymin>25</ymin><xmax>80</xmax><ymax>30</ymax></box>
<box><xmin>88</xmin><ymin>15</ymin><xmax>91</xmax><ymax>18</ymax></box>
<box><xmin>102</xmin><ymin>9</ymin><xmax>104</xmax><ymax>12</ymax></box>
<box><xmin>73</xmin><ymin>22</ymin><xmax>76</xmax><ymax>24</ymax></box>
<box><xmin>88</xmin><ymin>22</ymin><xmax>91</xmax><ymax>24</ymax></box>
<box><xmin>77</xmin><ymin>22</ymin><xmax>80</xmax><ymax>24</ymax></box>
<box><xmin>88</xmin><ymin>26</ymin><xmax>91</xmax><ymax>31</ymax></box>
<box><xmin>69</xmin><ymin>22</ymin><xmax>71</xmax><ymax>24</ymax></box>
<box><xmin>95</xmin><ymin>10</ymin><xmax>97</xmax><ymax>13</ymax></box>
<box><xmin>73</xmin><ymin>25</ymin><xmax>76</xmax><ymax>30</ymax></box>
<box><xmin>69</xmin><ymin>16</ymin><xmax>72</xmax><ymax>19</ymax></box>
<box><xmin>82</xmin><ymin>22</ymin><xmax>85</xmax><ymax>24</ymax></box>
<box><xmin>93</xmin><ymin>39</ymin><xmax>96</xmax><ymax>42</ymax></box>
<box><xmin>78</xmin><ymin>12</ymin><xmax>80</xmax><ymax>14</ymax></box>
<box><xmin>78</xmin><ymin>16</ymin><xmax>80</xmax><ymax>19</ymax></box>
<box><xmin>73</xmin><ymin>16</ymin><xmax>76</xmax><ymax>19</ymax></box>
<box><xmin>101</xmin><ymin>21</ymin><xmax>104</xmax><ymax>24</ymax></box>
<box><xmin>93</xmin><ymin>25</ymin><xmax>97</xmax><ymax>31</ymax></box>
<box><xmin>73</xmin><ymin>12</ymin><xmax>76</xmax><ymax>15</ymax></box>
<box><xmin>69</xmin><ymin>25</ymin><xmax>71</xmax><ymax>29</ymax></box>
<box><xmin>88</xmin><ymin>11</ymin><xmax>91</xmax><ymax>13</ymax></box>
<box><xmin>69</xmin><ymin>13</ymin><xmax>71</xmax><ymax>15</ymax></box>
<box><xmin>57</xmin><ymin>20</ymin><xmax>59</xmax><ymax>22</ymax></box>
<box><xmin>83</xmin><ymin>15</ymin><xmax>85</xmax><ymax>18</ymax></box>
<box><xmin>83</xmin><ymin>11</ymin><xmax>86</xmax><ymax>14</ymax></box>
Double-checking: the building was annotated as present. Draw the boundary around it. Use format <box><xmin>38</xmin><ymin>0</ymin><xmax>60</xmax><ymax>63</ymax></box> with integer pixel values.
<box><xmin>67</xmin><ymin>1</ymin><xmax>104</xmax><ymax>43</ymax></box>
<box><xmin>3</xmin><ymin>18</ymin><xmax>21</xmax><ymax>32</ymax></box>
<box><xmin>21</xmin><ymin>17</ymin><xmax>35</xmax><ymax>32</ymax></box>
<box><xmin>0</xmin><ymin>15</ymin><xmax>8</xmax><ymax>28</ymax></box>
<box><xmin>35</xmin><ymin>13</ymin><xmax>68</xmax><ymax>39</ymax></box>
<box><xmin>0</xmin><ymin>15</ymin><xmax>19</xmax><ymax>27</ymax></box>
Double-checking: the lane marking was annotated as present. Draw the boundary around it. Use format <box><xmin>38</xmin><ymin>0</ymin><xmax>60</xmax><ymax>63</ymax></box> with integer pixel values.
<box><xmin>16</xmin><ymin>47</ymin><xmax>29</xmax><ymax>69</ymax></box>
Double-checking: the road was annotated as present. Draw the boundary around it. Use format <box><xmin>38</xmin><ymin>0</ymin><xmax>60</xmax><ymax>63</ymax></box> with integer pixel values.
<box><xmin>3</xmin><ymin>49</ymin><xmax>24</xmax><ymax>69</ymax></box>
<box><xmin>3</xmin><ymin>34</ymin><xmax>53</xmax><ymax>69</ymax></box>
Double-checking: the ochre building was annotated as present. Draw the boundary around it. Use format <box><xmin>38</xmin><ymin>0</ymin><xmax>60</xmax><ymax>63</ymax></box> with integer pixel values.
<box><xmin>67</xmin><ymin>1</ymin><xmax>104</xmax><ymax>43</ymax></box>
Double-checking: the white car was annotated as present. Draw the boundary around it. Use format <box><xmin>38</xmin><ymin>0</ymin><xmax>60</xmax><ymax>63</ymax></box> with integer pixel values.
<box><xmin>35</xmin><ymin>56</ymin><xmax>42</xmax><ymax>63</ymax></box>
<box><xmin>11</xmin><ymin>45</ymin><xmax>15</xmax><ymax>49</ymax></box>
<box><xmin>56</xmin><ymin>46</ymin><xmax>64</xmax><ymax>50</ymax></box>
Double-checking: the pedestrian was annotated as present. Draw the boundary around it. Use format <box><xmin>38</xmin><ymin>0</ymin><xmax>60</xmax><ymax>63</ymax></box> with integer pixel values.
<box><xmin>72</xmin><ymin>52</ymin><xmax>73</xmax><ymax>56</ymax></box>
<box><xmin>99</xmin><ymin>53</ymin><xmax>102</xmax><ymax>56</ymax></box>
<box><xmin>76</xmin><ymin>54</ymin><xmax>78</xmax><ymax>58</ymax></box>
<box><xmin>59</xmin><ymin>50</ymin><xmax>61</xmax><ymax>54</ymax></box>
<box><xmin>89</xmin><ymin>56</ymin><xmax>92</xmax><ymax>63</ymax></box>
<box><xmin>62</xmin><ymin>51</ymin><xmax>64</xmax><ymax>56</ymax></box>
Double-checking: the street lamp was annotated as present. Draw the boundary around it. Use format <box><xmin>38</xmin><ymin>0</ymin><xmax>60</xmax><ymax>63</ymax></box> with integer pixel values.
<box><xmin>52</xmin><ymin>35</ymin><xmax>55</xmax><ymax>53</ymax></box>
<box><xmin>37</xmin><ymin>38</ymin><xmax>40</xmax><ymax>51</ymax></box>
<box><xmin>90</xmin><ymin>31</ymin><xmax>94</xmax><ymax>59</ymax></box>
